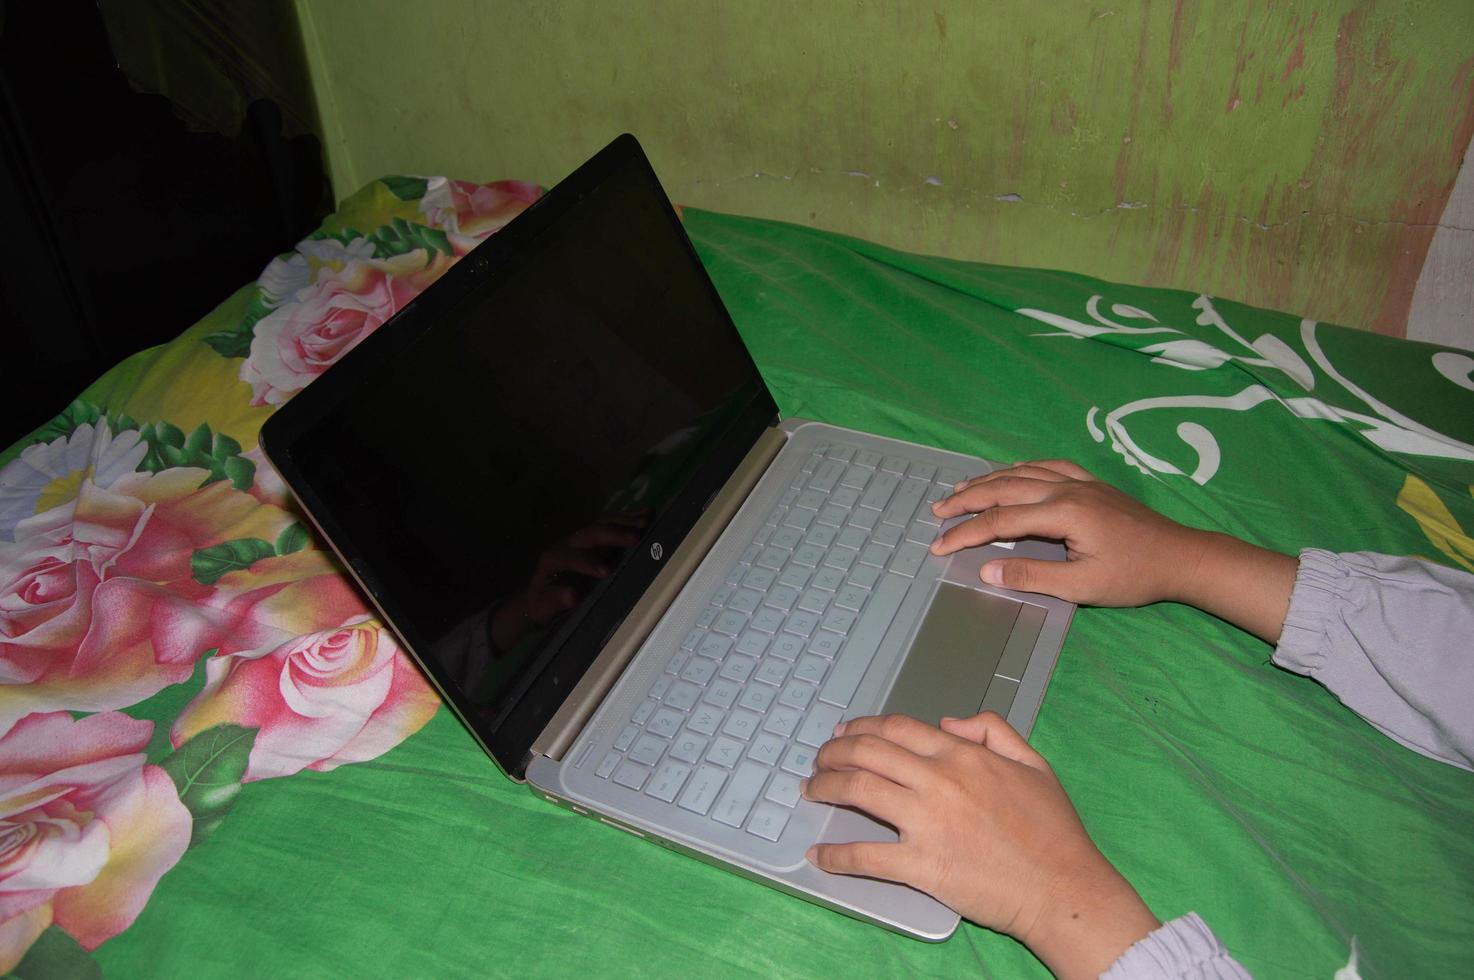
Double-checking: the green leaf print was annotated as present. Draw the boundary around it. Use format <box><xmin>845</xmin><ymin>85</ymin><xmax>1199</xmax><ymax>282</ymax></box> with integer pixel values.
<box><xmin>380</xmin><ymin>175</ymin><xmax>429</xmax><ymax>201</ymax></box>
<box><xmin>190</xmin><ymin>538</ymin><xmax>276</xmax><ymax>585</ymax></box>
<box><xmin>275</xmin><ymin>522</ymin><xmax>310</xmax><ymax>555</ymax></box>
<box><xmin>159</xmin><ymin>724</ymin><xmax>259</xmax><ymax>847</ymax></box>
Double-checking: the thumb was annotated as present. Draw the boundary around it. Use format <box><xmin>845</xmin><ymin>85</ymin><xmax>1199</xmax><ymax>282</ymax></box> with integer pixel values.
<box><xmin>979</xmin><ymin>557</ymin><xmax>1077</xmax><ymax>599</ymax></box>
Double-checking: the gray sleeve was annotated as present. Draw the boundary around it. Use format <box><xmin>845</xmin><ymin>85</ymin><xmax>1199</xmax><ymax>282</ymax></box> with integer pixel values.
<box><xmin>1101</xmin><ymin>913</ymin><xmax>1252</xmax><ymax>979</ymax></box>
<box><xmin>1273</xmin><ymin>549</ymin><xmax>1474</xmax><ymax>772</ymax></box>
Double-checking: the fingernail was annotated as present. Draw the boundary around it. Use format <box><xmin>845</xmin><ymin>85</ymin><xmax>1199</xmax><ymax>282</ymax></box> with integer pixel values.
<box><xmin>981</xmin><ymin>562</ymin><xmax>1003</xmax><ymax>585</ymax></box>
<box><xmin>805</xmin><ymin>845</ymin><xmax>818</xmax><ymax>864</ymax></box>
<box><xmin>952</xmin><ymin>481</ymin><xmax>965</xmax><ymax>492</ymax></box>
<box><xmin>799</xmin><ymin>778</ymin><xmax>810</xmax><ymax>797</ymax></box>
<box><xmin>832</xmin><ymin>721</ymin><xmax>846</xmax><ymax>737</ymax></box>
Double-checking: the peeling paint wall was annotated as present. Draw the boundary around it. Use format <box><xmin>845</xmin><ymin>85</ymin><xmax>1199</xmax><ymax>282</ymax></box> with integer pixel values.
<box><xmin>295</xmin><ymin>0</ymin><xmax>1474</xmax><ymax>337</ymax></box>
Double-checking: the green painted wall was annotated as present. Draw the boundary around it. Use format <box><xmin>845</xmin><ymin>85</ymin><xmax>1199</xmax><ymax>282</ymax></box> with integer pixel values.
<box><xmin>294</xmin><ymin>0</ymin><xmax>1474</xmax><ymax>336</ymax></box>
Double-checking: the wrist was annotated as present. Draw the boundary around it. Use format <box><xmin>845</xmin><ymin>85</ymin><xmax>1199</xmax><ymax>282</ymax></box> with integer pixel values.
<box><xmin>1169</xmin><ymin>530</ymin><xmax>1298</xmax><ymax>643</ymax></box>
<box><xmin>1018</xmin><ymin>862</ymin><xmax>1160</xmax><ymax>980</ymax></box>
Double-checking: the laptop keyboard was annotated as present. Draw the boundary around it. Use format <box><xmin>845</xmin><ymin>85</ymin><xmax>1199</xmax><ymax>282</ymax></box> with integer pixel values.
<box><xmin>591</xmin><ymin>440</ymin><xmax>968</xmax><ymax>844</ymax></box>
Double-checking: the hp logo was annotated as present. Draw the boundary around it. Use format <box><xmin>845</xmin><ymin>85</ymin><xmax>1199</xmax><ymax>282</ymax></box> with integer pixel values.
<box><xmin>650</xmin><ymin>542</ymin><xmax>664</xmax><ymax>561</ymax></box>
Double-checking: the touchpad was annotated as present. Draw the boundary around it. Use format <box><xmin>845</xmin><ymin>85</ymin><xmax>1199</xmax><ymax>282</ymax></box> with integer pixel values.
<box><xmin>880</xmin><ymin>584</ymin><xmax>1022</xmax><ymax>725</ymax></box>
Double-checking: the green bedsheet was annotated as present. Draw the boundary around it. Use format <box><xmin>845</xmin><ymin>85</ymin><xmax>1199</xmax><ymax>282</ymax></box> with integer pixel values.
<box><xmin>2</xmin><ymin>176</ymin><xmax>1471</xmax><ymax>978</ymax></box>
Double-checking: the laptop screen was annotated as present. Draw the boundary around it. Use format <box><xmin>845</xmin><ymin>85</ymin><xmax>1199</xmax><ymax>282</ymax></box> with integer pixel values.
<box><xmin>266</xmin><ymin>137</ymin><xmax>777</xmax><ymax>776</ymax></box>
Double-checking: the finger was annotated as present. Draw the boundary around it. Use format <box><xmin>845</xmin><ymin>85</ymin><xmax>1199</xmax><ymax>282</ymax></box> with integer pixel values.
<box><xmin>814</xmin><ymin>732</ymin><xmax>933</xmax><ymax>792</ymax></box>
<box><xmin>978</xmin><ymin>557</ymin><xmax>1081</xmax><ymax>599</ymax></box>
<box><xmin>951</xmin><ymin>463</ymin><xmax>1077</xmax><ymax>494</ymax></box>
<box><xmin>828</xmin><ymin>713</ymin><xmax>960</xmax><ymax>759</ymax></box>
<box><xmin>1021</xmin><ymin>459</ymin><xmax>1096</xmax><ymax>481</ymax></box>
<box><xmin>939</xmin><ymin>712</ymin><xmax>1047</xmax><ymax>770</ymax></box>
<box><xmin>931</xmin><ymin>474</ymin><xmax>1060</xmax><ymax>520</ymax></box>
<box><xmin>931</xmin><ymin>501</ymin><xmax>1071</xmax><ymax>555</ymax></box>
<box><xmin>802</xmin><ymin>769</ymin><xmax>915</xmax><ymax>828</ymax></box>
<box><xmin>806</xmin><ymin>840</ymin><xmax>916</xmax><ymax>885</ymax></box>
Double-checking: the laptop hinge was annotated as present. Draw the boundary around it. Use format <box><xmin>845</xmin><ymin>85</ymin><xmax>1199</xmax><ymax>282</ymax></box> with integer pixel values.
<box><xmin>530</xmin><ymin>425</ymin><xmax>789</xmax><ymax>762</ymax></box>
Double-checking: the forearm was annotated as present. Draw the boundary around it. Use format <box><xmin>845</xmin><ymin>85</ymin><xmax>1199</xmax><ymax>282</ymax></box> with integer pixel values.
<box><xmin>1170</xmin><ymin>529</ymin><xmax>1298</xmax><ymax>644</ymax></box>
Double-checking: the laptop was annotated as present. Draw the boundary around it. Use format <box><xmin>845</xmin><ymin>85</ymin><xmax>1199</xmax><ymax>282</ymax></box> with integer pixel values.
<box><xmin>261</xmin><ymin>133</ymin><xmax>1074</xmax><ymax>941</ymax></box>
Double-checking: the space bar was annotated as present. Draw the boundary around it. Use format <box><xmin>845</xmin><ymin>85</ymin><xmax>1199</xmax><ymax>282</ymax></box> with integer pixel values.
<box><xmin>819</xmin><ymin>575</ymin><xmax>909</xmax><ymax>708</ymax></box>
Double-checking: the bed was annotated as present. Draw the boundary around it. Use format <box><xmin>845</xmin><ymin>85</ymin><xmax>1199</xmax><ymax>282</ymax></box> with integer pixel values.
<box><xmin>3</xmin><ymin>173</ymin><xmax>1472</xmax><ymax>978</ymax></box>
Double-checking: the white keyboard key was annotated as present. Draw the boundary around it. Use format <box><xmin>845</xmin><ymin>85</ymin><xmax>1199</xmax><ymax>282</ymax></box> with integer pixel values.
<box><xmin>847</xmin><ymin>563</ymin><xmax>881</xmax><ymax>590</ymax></box>
<box><xmin>839</xmin><ymin>464</ymin><xmax>870</xmax><ymax>490</ymax></box>
<box><xmin>677</xmin><ymin>765</ymin><xmax>726</xmax><ymax>815</ymax></box>
<box><xmin>812</xmin><ymin>566</ymin><xmax>845</xmax><ymax>591</ymax></box>
<box><xmin>854</xmin><ymin>450</ymin><xmax>882</xmax><ymax>469</ymax></box>
<box><xmin>629</xmin><ymin>733</ymin><xmax>666</xmax><ymax>767</ymax></box>
<box><xmin>763</xmin><ymin>705</ymin><xmax>803</xmax><ymax>738</ymax></box>
<box><xmin>821</xmin><ymin>608</ymin><xmax>857</xmax><ymax>635</ymax></box>
<box><xmin>907</xmin><ymin>462</ymin><xmax>937</xmax><ymax>482</ymax></box>
<box><xmin>797</xmin><ymin>588</ymin><xmax>829</xmax><ymax>614</ymax></box>
<box><xmin>824</xmin><ymin>548</ymin><xmax>857</xmax><ymax>573</ymax></box>
<box><xmin>783</xmin><ymin>610</ymin><xmax>819</xmax><ymax>638</ymax></box>
<box><xmin>681</xmin><ymin>657</ymin><xmax>716</xmax><ymax>685</ymax></box>
<box><xmin>795</xmin><ymin>489</ymin><xmax>826</xmax><ymax>511</ymax></box>
<box><xmin>793</xmin><ymin>654</ymin><xmax>829</xmax><ymax>685</ymax></box>
<box><xmin>781</xmin><ymin>744</ymin><xmax>817</xmax><ymax>777</ymax></box>
<box><xmin>746</xmin><ymin>802</ymin><xmax>792</xmax><ymax>842</ymax></box>
<box><xmin>649</xmin><ymin>675</ymin><xmax>672</xmax><ymax>700</ymax></box>
<box><xmin>796</xmin><ymin>703</ymin><xmax>844</xmax><ymax>748</ymax></box>
<box><xmin>615</xmin><ymin>725</ymin><xmax>639</xmax><ymax>751</ymax></box>
<box><xmin>765</xmin><ymin>584</ymin><xmax>801</xmax><ymax>611</ymax></box>
<box><xmin>664</xmin><ymin>680</ymin><xmax>700</xmax><ymax>711</ymax></box>
<box><xmin>836</xmin><ymin>527</ymin><xmax>867</xmax><ymax>551</ymax></box>
<box><xmin>754</xmin><ymin>658</ymin><xmax>790</xmax><ymax>687</ymax></box>
<box><xmin>667</xmin><ymin>652</ymin><xmax>690</xmax><ymax>676</ymax></box>
<box><xmin>871</xmin><ymin>523</ymin><xmax>903</xmax><ymax>549</ymax></box>
<box><xmin>697</xmin><ymin>634</ymin><xmax>734</xmax><ymax>660</ymax></box>
<box><xmin>648</xmin><ymin>708</ymin><xmax>683</xmax><ymax>738</ymax></box>
<box><xmin>806</xmin><ymin>630</ymin><xmax>843</xmax><ymax>659</ymax></box>
<box><xmin>808</xmin><ymin>459</ymin><xmax>845</xmax><ymax>492</ymax></box>
<box><xmin>834</xmin><ymin>587</ymin><xmax>867</xmax><ymax>612</ymax></box>
<box><xmin>769</xmin><ymin>526</ymin><xmax>803</xmax><ymax>551</ymax></box>
<box><xmin>741</xmin><ymin>567</ymin><xmax>776</xmax><ymax>592</ymax></box>
<box><xmin>735</xmin><ymin>630</ymin><xmax>770</xmax><ymax>658</ymax></box>
<box><xmin>749</xmin><ymin>733</ymin><xmax>785</xmax><ymax>766</ymax></box>
<box><xmin>712</xmin><ymin>611</ymin><xmax>747</xmax><ymax>636</ymax></box>
<box><xmin>776</xmin><ymin>565</ymin><xmax>810</xmax><ymax>590</ymax></box>
<box><xmin>891</xmin><ymin>542</ymin><xmax>930</xmax><ymax>577</ymax></box>
<box><xmin>765</xmin><ymin>771</ymin><xmax>802</xmax><ymax>807</ymax></box>
<box><xmin>613</xmin><ymin>762</ymin><xmax>650</xmax><ymax>791</ymax></box>
<box><xmin>646</xmin><ymin>761</ymin><xmax>691</xmax><ymax>803</ymax></box>
<box><xmin>768</xmin><ymin>634</ymin><xmax>804</xmax><ymax>661</ymax></box>
<box><xmin>722</xmin><ymin>709</ymin><xmax>762</xmax><ymax>741</ymax></box>
<box><xmin>631</xmin><ymin>699</ymin><xmax>656</xmax><ymax>726</ymax></box>
<box><xmin>859</xmin><ymin>472</ymin><xmax>900</xmax><ymax>511</ymax></box>
<box><xmin>830</xmin><ymin>486</ymin><xmax>860</xmax><ymax>509</ymax></box>
<box><xmin>713</xmin><ymin>762</ymin><xmax>768</xmax><ymax>828</ymax></box>
<box><xmin>828</xmin><ymin>444</ymin><xmax>856</xmax><ymax>463</ymax></box>
<box><xmin>738</xmin><ymin>684</ymin><xmax>777</xmax><ymax>713</ymax></box>
<box><xmin>681</xmin><ymin>629</ymin><xmax>704</xmax><ymax>651</ymax></box>
<box><xmin>779</xmin><ymin>681</ymin><xmax>816</xmax><ymax>711</ymax></box>
<box><xmin>596</xmin><ymin>751</ymin><xmax>621</xmax><ymax>778</ymax></box>
<box><xmin>728</xmin><ymin>588</ymin><xmax>763</xmax><ymax>614</ymax></box>
<box><xmin>751</xmin><ymin>608</ymin><xmax>786</xmax><ymax>634</ymax></box>
<box><xmin>848</xmin><ymin>507</ymin><xmax>880</xmax><ymax>532</ymax></box>
<box><xmin>880</xmin><ymin>455</ymin><xmax>907</xmax><ymax>474</ymax></box>
<box><xmin>688</xmin><ymin>704</ymin><xmax>724</xmax><ymax>736</ymax></box>
<box><xmin>706</xmin><ymin>737</ymin><xmax>744</xmax><ymax>768</ymax></box>
<box><xmin>819</xmin><ymin>575</ymin><xmax>908</xmax><ymax>708</ymax></box>
<box><xmin>804</xmin><ymin>525</ymin><xmax>837</xmax><ymax>549</ymax></box>
<box><xmin>670</xmin><ymin>732</ymin><xmax>708</xmax><ymax>765</ymax></box>
<box><xmin>702</xmin><ymin>678</ymin><xmax>740</xmax><ymax>710</ymax></box>
<box><xmin>859</xmin><ymin>543</ymin><xmax>893</xmax><ymax>568</ymax></box>
<box><xmin>755</xmin><ymin>547</ymin><xmax>787</xmax><ymax>570</ymax></box>
<box><xmin>719</xmin><ymin>655</ymin><xmax>758</xmax><ymax>684</ymax></box>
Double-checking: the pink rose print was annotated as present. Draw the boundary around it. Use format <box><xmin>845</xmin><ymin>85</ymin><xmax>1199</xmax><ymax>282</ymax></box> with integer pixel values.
<box><xmin>240</xmin><ymin>251</ymin><xmax>454</xmax><ymax>407</ymax></box>
<box><xmin>173</xmin><ymin>551</ymin><xmax>438</xmax><ymax>781</ymax></box>
<box><xmin>0</xmin><ymin>712</ymin><xmax>191</xmax><ymax>970</ymax></box>
<box><xmin>419</xmin><ymin>177</ymin><xmax>540</xmax><ymax>254</ymax></box>
<box><xmin>0</xmin><ymin>468</ymin><xmax>298</xmax><ymax>735</ymax></box>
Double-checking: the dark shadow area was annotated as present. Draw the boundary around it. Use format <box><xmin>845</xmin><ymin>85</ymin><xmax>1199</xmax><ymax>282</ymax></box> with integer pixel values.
<box><xmin>0</xmin><ymin>0</ymin><xmax>329</xmax><ymax>449</ymax></box>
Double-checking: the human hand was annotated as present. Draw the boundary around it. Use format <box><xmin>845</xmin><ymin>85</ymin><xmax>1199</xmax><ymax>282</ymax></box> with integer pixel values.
<box><xmin>803</xmin><ymin>713</ymin><xmax>1158</xmax><ymax>980</ymax></box>
<box><xmin>928</xmin><ymin>459</ymin><xmax>1298</xmax><ymax>642</ymax></box>
<box><xmin>929</xmin><ymin>459</ymin><xmax>1204</xmax><ymax>606</ymax></box>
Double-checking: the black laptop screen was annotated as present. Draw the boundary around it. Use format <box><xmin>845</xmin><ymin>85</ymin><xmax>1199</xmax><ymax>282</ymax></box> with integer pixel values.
<box><xmin>274</xmin><ymin>139</ymin><xmax>775</xmax><ymax>775</ymax></box>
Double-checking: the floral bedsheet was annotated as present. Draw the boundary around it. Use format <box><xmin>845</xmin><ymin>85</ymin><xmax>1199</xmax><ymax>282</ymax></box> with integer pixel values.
<box><xmin>0</xmin><ymin>176</ymin><xmax>536</xmax><ymax>975</ymax></box>
<box><xmin>3</xmin><ymin>173</ymin><xmax>1472</xmax><ymax>978</ymax></box>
